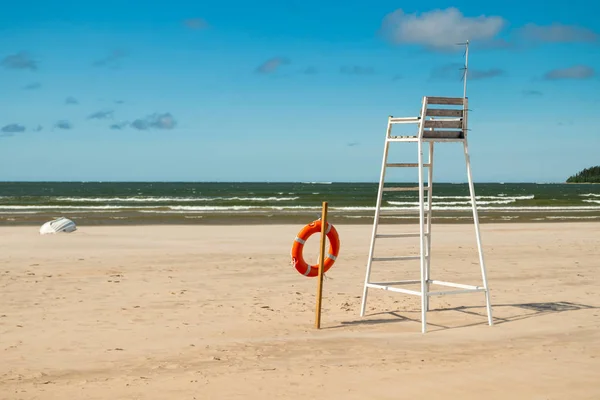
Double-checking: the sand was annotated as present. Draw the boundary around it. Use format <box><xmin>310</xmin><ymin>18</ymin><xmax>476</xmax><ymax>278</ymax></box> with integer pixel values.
<box><xmin>1</xmin><ymin>222</ymin><xmax>599</xmax><ymax>399</ymax></box>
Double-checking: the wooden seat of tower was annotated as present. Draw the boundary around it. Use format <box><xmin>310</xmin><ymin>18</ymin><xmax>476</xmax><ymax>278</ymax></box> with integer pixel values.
<box><xmin>422</xmin><ymin>96</ymin><xmax>466</xmax><ymax>139</ymax></box>
<box><xmin>389</xmin><ymin>96</ymin><xmax>467</xmax><ymax>140</ymax></box>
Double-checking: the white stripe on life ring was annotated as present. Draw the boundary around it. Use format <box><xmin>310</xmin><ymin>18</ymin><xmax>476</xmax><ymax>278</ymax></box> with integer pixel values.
<box><xmin>295</xmin><ymin>237</ymin><xmax>306</xmax><ymax>245</ymax></box>
<box><xmin>325</xmin><ymin>223</ymin><xmax>332</xmax><ymax>234</ymax></box>
<box><xmin>327</xmin><ymin>253</ymin><xmax>337</xmax><ymax>260</ymax></box>
<box><xmin>303</xmin><ymin>265</ymin><xmax>312</xmax><ymax>276</ymax></box>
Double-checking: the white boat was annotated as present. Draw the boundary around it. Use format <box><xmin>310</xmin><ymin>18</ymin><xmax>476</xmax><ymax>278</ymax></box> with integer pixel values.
<box><xmin>39</xmin><ymin>217</ymin><xmax>77</xmax><ymax>235</ymax></box>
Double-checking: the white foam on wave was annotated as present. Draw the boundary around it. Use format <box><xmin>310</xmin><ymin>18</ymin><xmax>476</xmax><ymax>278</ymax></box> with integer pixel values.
<box><xmin>333</xmin><ymin>205</ymin><xmax>600</xmax><ymax>212</ymax></box>
<box><xmin>0</xmin><ymin>210</ymin><xmax>123</xmax><ymax>214</ymax></box>
<box><xmin>545</xmin><ymin>215</ymin><xmax>600</xmax><ymax>220</ymax></box>
<box><xmin>431</xmin><ymin>216</ymin><xmax>474</xmax><ymax>219</ymax></box>
<box><xmin>427</xmin><ymin>195</ymin><xmax>535</xmax><ymax>200</ymax></box>
<box><xmin>0</xmin><ymin>205</ymin><xmax>137</xmax><ymax>210</ymax></box>
<box><xmin>45</xmin><ymin>196</ymin><xmax>300</xmax><ymax>203</ymax></box>
<box><xmin>580</xmin><ymin>193</ymin><xmax>600</xmax><ymax>197</ymax></box>
<box><xmin>4</xmin><ymin>203</ymin><xmax>600</xmax><ymax>212</ymax></box>
<box><xmin>387</xmin><ymin>199</ymin><xmax>515</xmax><ymax>206</ymax></box>
<box><xmin>169</xmin><ymin>205</ymin><xmax>323</xmax><ymax>211</ymax></box>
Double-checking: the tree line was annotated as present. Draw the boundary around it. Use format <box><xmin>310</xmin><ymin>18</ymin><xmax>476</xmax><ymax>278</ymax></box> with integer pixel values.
<box><xmin>566</xmin><ymin>166</ymin><xmax>600</xmax><ymax>183</ymax></box>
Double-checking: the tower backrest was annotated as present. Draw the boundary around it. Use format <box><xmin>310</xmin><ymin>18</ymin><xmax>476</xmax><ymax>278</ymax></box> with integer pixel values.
<box><xmin>419</xmin><ymin>96</ymin><xmax>468</xmax><ymax>139</ymax></box>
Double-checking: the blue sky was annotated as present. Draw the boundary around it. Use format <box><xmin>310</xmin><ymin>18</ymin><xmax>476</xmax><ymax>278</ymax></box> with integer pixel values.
<box><xmin>1</xmin><ymin>0</ymin><xmax>599</xmax><ymax>182</ymax></box>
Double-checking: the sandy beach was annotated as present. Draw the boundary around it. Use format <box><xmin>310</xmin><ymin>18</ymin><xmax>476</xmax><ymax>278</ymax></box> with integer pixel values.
<box><xmin>1</xmin><ymin>222</ymin><xmax>599</xmax><ymax>399</ymax></box>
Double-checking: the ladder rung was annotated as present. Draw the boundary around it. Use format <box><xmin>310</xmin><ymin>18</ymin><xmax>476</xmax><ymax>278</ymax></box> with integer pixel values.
<box><xmin>366</xmin><ymin>283</ymin><xmax>422</xmax><ymax>296</ymax></box>
<box><xmin>375</xmin><ymin>233</ymin><xmax>429</xmax><ymax>238</ymax></box>
<box><xmin>382</xmin><ymin>186</ymin><xmax>431</xmax><ymax>192</ymax></box>
<box><xmin>386</xmin><ymin>163</ymin><xmax>431</xmax><ymax>168</ymax></box>
<box><xmin>370</xmin><ymin>280</ymin><xmax>421</xmax><ymax>286</ymax></box>
<box><xmin>430</xmin><ymin>280</ymin><xmax>480</xmax><ymax>290</ymax></box>
<box><xmin>372</xmin><ymin>256</ymin><xmax>421</xmax><ymax>261</ymax></box>
<box><xmin>427</xmin><ymin>288</ymin><xmax>485</xmax><ymax>297</ymax></box>
<box><xmin>389</xmin><ymin>117</ymin><xmax>420</xmax><ymax>124</ymax></box>
<box><xmin>387</xmin><ymin>137</ymin><xmax>419</xmax><ymax>142</ymax></box>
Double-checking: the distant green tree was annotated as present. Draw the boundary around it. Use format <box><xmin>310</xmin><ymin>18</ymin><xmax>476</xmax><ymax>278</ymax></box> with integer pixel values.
<box><xmin>566</xmin><ymin>166</ymin><xmax>600</xmax><ymax>183</ymax></box>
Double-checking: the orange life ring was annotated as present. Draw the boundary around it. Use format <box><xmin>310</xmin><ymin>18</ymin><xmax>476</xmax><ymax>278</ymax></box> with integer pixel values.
<box><xmin>291</xmin><ymin>219</ymin><xmax>340</xmax><ymax>277</ymax></box>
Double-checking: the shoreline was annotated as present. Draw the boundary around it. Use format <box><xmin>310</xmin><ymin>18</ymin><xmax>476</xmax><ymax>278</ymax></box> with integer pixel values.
<box><xmin>3</xmin><ymin>213</ymin><xmax>600</xmax><ymax>226</ymax></box>
<box><xmin>1</xmin><ymin>221</ymin><xmax>599</xmax><ymax>233</ymax></box>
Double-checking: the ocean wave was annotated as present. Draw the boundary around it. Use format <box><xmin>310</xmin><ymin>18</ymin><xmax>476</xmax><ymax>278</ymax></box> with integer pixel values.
<box><xmin>427</xmin><ymin>195</ymin><xmax>534</xmax><ymax>200</ymax></box>
<box><xmin>580</xmin><ymin>193</ymin><xmax>600</xmax><ymax>197</ymax></box>
<box><xmin>0</xmin><ymin>205</ymin><xmax>294</xmax><ymax>212</ymax></box>
<box><xmin>545</xmin><ymin>216</ymin><xmax>600</xmax><ymax>220</ymax></box>
<box><xmin>169</xmin><ymin>206</ymin><xmax>262</xmax><ymax>211</ymax></box>
<box><xmin>0</xmin><ymin>195</ymin><xmax>537</xmax><ymax>206</ymax></box>
<box><xmin>387</xmin><ymin>200</ymin><xmax>515</xmax><ymax>206</ymax></box>
<box><xmin>168</xmin><ymin>205</ymin><xmax>332</xmax><ymax>211</ymax></box>
<box><xmin>18</xmin><ymin>196</ymin><xmax>302</xmax><ymax>203</ymax></box>
<box><xmin>2</xmin><ymin>204</ymin><xmax>600</xmax><ymax>213</ymax></box>
<box><xmin>331</xmin><ymin>205</ymin><xmax>600</xmax><ymax>212</ymax></box>
<box><xmin>0</xmin><ymin>210</ymin><xmax>123</xmax><ymax>214</ymax></box>
<box><xmin>0</xmin><ymin>205</ymin><xmax>139</xmax><ymax>210</ymax></box>
<box><xmin>431</xmin><ymin>216</ymin><xmax>474</xmax><ymax>219</ymax></box>
<box><xmin>0</xmin><ymin>211</ymin><xmax>41</xmax><ymax>214</ymax></box>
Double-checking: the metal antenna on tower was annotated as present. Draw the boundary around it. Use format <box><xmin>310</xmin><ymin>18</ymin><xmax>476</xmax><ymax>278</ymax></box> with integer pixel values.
<box><xmin>463</xmin><ymin>40</ymin><xmax>469</xmax><ymax>98</ymax></box>
<box><xmin>457</xmin><ymin>40</ymin><xmax>470</xmax><ymax>99</ymax></box>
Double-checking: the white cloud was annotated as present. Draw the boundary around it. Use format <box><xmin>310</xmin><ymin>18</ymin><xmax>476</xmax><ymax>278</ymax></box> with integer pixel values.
<box><xmin>468</xmin><ymin>68</ymin><xmax>505</xmax><ymax>80</ymax></box>
<box><xmin>517</xmin><ymin>23</ymin><xmax>598</xmax><ymax>43</ymax></box>
<box><xmin>184</xmin><ymin>18</ymin><xmax>209</xmax><ymax>30</ymax></box>
<box><xmin>543</xmin><ymin>65</ymin><xmax>595</xmax><ymax>80</ymax></box>
<box><xmin>380</xmin><ymin>7</ymin><xmax>506</xmax><ymax>51</ymax></box>
<box><xmin>255</xmin><ymin>57</ymin><xmax>290</xmax><ymax>74</ymax></box>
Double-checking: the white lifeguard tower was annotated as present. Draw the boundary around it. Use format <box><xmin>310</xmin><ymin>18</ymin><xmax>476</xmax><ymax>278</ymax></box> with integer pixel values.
<box><xmin>359</xmin><ymin>42</ymin><xmax>493</xmax><ymax>333</ymax></box>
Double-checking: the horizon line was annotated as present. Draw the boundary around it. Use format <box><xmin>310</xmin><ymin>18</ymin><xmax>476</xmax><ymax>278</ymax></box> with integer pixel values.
<box><xmin>0</xmin><ymin>180</ymin><xmax>574</xmax><ymax>184</ymax></box>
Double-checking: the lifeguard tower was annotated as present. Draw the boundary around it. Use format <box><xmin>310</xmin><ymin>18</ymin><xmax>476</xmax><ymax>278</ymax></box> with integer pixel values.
<box><xmin>359</xmin><ymin>42</ymin><xmax>493</xmax><ymax>333</ymax></box>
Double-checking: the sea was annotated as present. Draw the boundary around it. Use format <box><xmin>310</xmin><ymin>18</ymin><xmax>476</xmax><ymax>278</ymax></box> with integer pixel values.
<box><xmin>1</xmin><ymin>182</ymin><xmax>600</xmax><ymax>226</ymax></box>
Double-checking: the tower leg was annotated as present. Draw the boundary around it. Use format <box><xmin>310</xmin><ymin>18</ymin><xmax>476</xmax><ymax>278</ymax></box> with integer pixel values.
<box><xmin>418</xmin><ymin>139</ymin><xmax>427</xmax><ymax>333</ymax></box>
<box><xmin>425</xmin><ymin>142</ymin><xmax>434</xmax><ymax>311</ymax></box>
<box><xmin>463</xmin><ymin>139</ymin><xmax>493</xmax><ymax>326</ymax></box>
<box><xmin>360</xmin><ymin>131</ymin><xmax>391</xmax><ymax>317</ymax></box>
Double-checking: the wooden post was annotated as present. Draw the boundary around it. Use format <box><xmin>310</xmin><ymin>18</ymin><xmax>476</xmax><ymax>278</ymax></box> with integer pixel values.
<box><xmin>315</xmin><ymin>201</ymin><xmax>328</xmax><ymax>329</ymax></box>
